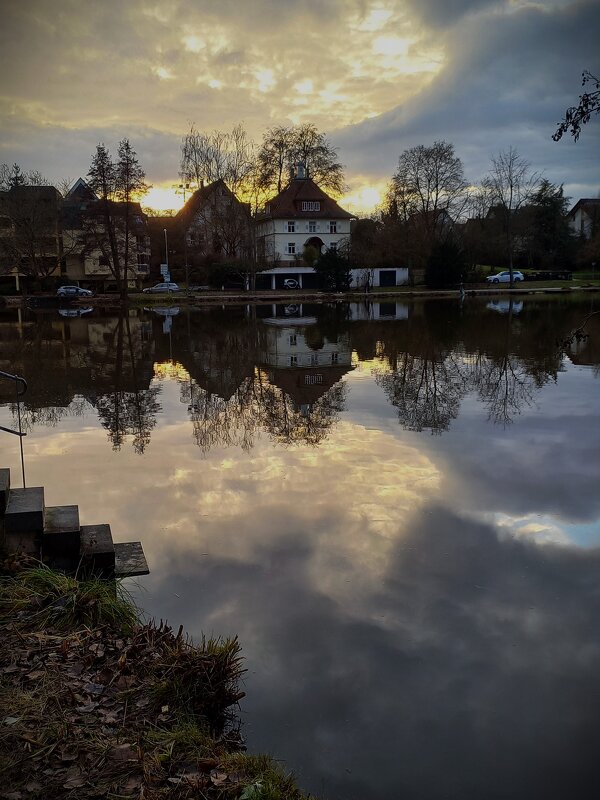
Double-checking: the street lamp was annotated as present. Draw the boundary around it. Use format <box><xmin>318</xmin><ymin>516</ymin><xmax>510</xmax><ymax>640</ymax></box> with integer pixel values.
<box><xmin>163</xmin><ymin>228</ymin><xmax>170</xmax><ymax>281</ymax></box>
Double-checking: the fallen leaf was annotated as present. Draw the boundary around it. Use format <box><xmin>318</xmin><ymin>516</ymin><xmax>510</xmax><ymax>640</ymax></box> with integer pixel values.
<box><xmin>210</xmin><ymin>771</ymin><xmax>229</xmax><ymax>786</ymax></box>
<box><xmin>108</xmin><ymin>743</ymin><xmax>137</xmax><ymax>762</ymax></box>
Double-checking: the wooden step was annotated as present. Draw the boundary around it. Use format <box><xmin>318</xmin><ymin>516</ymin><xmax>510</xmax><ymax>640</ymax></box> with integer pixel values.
<box><xmin>43</xmin><ymin>505</ymin><xmax>81</xmax><ymax>558</ymax></box>
<box><xmin>0</xmin><ymin>469</ymin><xmax>9</xmax><ymax>514</ymax></box>
<box><xmin>80</xmin><ymin>524</ymin><xmax>115</xmax><ymax>576</ymax></box>
<box><xmin>114</xmin><ymin>542</ymin><xmax>149</xmax><ymax>577</ymax></box>
<box><xmin>4</xmin><ymin>487</ymin><xmax>44</xmax><ymax>533</ymax></box>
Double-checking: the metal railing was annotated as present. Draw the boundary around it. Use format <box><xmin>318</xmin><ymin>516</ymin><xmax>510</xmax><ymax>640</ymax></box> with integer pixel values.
<box><xmin>0</xmin><ymin>370</ymin><xmax>27</xmax><ymax>487</ymax></box>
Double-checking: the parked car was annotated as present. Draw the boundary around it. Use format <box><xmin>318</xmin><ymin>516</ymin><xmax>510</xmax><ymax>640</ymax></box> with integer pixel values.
<box><xmin>56</xmin><ymin>285</ymin><xmax>94</xmax><ymax>297</ymax></box>
<box><xmin>486</xmin><ymin>271</ymin><xmax>524</xmax><ymax>284</ymax></box>
<box><xmin>143</xmin><ymin>282</ymin><xmax>180</xmax><ymax>294</ymax></box>
<box><xmin>283</xmin><ymin>279</ymin><xmax>299</xmax><ymax>289</ymax></box>
<box><xmin>58</xmin><ymin>307</ymin><xmax>93</xmax><ymax>317</ymax></box>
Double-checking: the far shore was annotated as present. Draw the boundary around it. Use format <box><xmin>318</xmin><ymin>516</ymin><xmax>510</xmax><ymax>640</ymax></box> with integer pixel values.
<box><xmin>3</xmin><ymin>283</ymin><xmax>600</xmax><ymax>310</ymax></box>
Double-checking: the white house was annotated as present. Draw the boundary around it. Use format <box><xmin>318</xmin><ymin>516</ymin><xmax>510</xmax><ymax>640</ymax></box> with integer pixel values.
<box><xmin>255</xmin><ymin>165</ymin><xmax>355</xmax><ymax>290</ymax></box>
<box><xmin>567</xmin><ymin>198</ymin><xmax>600</xmax><ymax>239</ymax></box>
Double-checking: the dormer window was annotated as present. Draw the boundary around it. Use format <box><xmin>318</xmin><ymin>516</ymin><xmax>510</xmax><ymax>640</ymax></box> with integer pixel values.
<box><xmin>302</xmin><ymin>201</ymin><xmax>320</xmax><ymax>212</ymax></box>
<box><xmin>287</xmin><ymin>221</ymin><xmax>295</xmax><ymax>233</ymax></box>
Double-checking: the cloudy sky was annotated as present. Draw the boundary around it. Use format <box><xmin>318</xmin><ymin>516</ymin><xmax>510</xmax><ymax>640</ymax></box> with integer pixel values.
<box><xmin>1</xmin><ymin>0</ymin><xmax>599</xmax><ymax>212</ymax></box>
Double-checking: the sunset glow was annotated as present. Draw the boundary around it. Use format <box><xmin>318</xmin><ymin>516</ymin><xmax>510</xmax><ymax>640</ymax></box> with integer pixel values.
<box><xmin>142</xmin><ymin>185</ymin><xmax>185</xmax><ymax>214</ymax></box>
<box><xmin>0</xmin><ymin>0</ymin><xmax>598</xmax><ymax>210</ymax></box>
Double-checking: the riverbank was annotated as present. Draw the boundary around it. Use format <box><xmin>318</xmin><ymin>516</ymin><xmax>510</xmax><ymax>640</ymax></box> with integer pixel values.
<box><xmin>0</xmin><ymin>563</ymin><xmax>308</xmax><ymax>799</ymax></box>
<box><xmin>2</xmin><ymin>282</ymin><xmax>600</xmax><ymax>310</ymax></box>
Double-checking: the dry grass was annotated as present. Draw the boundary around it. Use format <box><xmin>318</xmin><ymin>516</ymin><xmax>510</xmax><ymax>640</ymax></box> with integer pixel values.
<box><xmin>0</xmin><ymin>565</ymin><xmax>311</xmax><ymax>799</ymax></box>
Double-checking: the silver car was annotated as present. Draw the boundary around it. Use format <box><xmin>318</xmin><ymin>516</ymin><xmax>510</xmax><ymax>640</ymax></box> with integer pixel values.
<box><xmin>143</xmin><ymin>282</ymin><xmax>181</xmax><ymax>294</ymax></box>
<box><xmin>57</xmin><ymin>285</ymin><xmax>94</xmax><ymax>297</ymax></box>
<box><xmin>486</xmin><ymin>271</ymin><xmax>524</xmax><ymax>284</ymax></box>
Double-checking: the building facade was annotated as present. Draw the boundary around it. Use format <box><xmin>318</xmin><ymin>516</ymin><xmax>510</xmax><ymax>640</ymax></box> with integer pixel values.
<box><xmin>255</xmin><ymin>167</ymin><xmax>355</xmax><ymax>290</ymax></box>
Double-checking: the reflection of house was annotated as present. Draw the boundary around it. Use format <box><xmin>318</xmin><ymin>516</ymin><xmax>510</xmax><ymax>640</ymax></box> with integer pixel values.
<box><xmin>567</xmin><ymin>198</ymin><xmax>600</xmax><ymax>239</ymax></box>
<box><xmin>260</xmin><ymin>320</ymin><xmax>353</xmax><ymax>410</ymax></box>
<box><xmin>62</xmin><ymin>179</ymin><xmax>151</xmax><ymax>291</ymax></box>
<box><xmin>348</xmin><ymin>301</ymin><xmax>409</xmax><ymax>321</ymax></box>
<box><xmin>255</xmin><ymin>165</ymin><xmax>355</xmax><ymax>290</ymax></box>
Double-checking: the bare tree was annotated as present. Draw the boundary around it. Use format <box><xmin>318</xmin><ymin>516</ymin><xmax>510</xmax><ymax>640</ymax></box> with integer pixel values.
<box><xmin>0</xmin><ymin>178</ymin><xmax>63</xmax><ymax>282</ymax></box>
<box><xmin>385</xmin><ymin>141</ymin><xmax>467</xmax><ymax>268</ymax></box>
<box><xmin>180</xmin><ymin>123</ymin><xmax>257</xmax><ymax>201</ymax></box>
<box><xmin>256</xmin><ymin>123</ymin><xmax>346</xmax><ymax>197</ymax></box>
<box><xmin>482</xmin><ymin>147</ymin><xmax>539</xmax><ymax>285</ymax></box>
<box><xmin>553</xmin><ymin>70</ymin><xmax>600</xmax><ymax>142</ymax></box>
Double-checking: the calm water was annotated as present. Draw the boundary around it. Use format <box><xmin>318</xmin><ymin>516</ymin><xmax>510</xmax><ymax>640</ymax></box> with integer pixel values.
<box><xmin>1</xmin><ymin>296</ymin><xmax>599</xmax><ymax>799</ymax></box>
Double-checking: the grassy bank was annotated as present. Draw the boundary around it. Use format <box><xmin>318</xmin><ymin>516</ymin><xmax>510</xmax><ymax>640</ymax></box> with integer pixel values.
<box><xmin>0</xmin><ymin>563</ymin><xmax>309</xmax><ymax>799</ymax></box>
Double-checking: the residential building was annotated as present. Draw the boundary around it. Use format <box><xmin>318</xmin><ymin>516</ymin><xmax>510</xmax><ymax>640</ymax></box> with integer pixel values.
<box><xmin>148</xmin><ymin>179</ymin><xmax>252</xmax><ymax>283</ymax></box>
<box><xmin>0</xmin><ymin>185</ymin><xmax>64</xmax><ymax>286</ymax></box>
<box><xmin>255</xmin><ymin>165</ymin><xmax>355</xmax><ymax>290</ymax></box>
<box><xmin>568</xmin><ymin>198</ymin><xmax>600</xmax><ymax>239</ymax></box>
<box><xmin>62</xmin><ymin>178</ymin><xmax>151</xmax><ymax>291</ymax></box>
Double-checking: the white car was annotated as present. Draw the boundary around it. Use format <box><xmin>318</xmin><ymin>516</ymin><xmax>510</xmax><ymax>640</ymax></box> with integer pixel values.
<box><xmin>57</xmin><ymin>285</ymin><xmax>93</xmax><ymax>297</ymax></box>
<box><xmin>486</xmin><ymin>271</ymin><xmax>524</xmax><ymax>284</ymax></box>
<box><xmin>283</xmin><ymin>279</ymin><xmax>299</xmax><ymax>289</ymax></box>
<box><xmin>143</xmin><ymin>282</ymin><xmax>180</xmax><ymax>294</ymax></box>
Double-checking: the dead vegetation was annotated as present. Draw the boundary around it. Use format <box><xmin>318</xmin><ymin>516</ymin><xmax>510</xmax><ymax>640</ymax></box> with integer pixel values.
<box><xmin>0</xmin><ymin>562</ymin><xmax>309</xmax><ymax>799</ymax></box>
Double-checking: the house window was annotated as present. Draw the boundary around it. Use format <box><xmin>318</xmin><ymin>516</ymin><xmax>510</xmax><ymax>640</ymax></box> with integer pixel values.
<box><xmin>305</xmin><ymin>374</ymin><xmax>323</xmax><ymax>385</ymax></box>
<box><xmin>329</xmin><ymin>242</ymin><xmax>337</xmax><ymax>252</ymax></box>
<box><xmin>331</xmin><ymin>352</ymin><xmax>339</xmax><ymax>365</ymax></box>
<box><xmin>310</xmin><ymin>353</ymin><xmax>319</xmax><ymax>366</ymax></box>
<box><xmin>287</xmin><ymin>242</ymin><xmax>296</xmax><ymax>255</ymax></box>
<box><xmin>287</xmin><ymin>221</ymin><xmax>295</xmax><ymax>233</ymax></box>
<box><xmin>309</xmin><ymin>220</ymin><xmax>317</xmax><ymax>233</ymax></box>
<box><xmin>99</xmin><ymin>256</ymin><xmax>109</xmax><ymax>266</ymax></box>
<box><xmin>302</xmin><ymin>201</ymin><xmax>320</xmax><ymax>212</ymax></box>
<box><xmin>289</xmin><ymin>355</ymin><xmax>298</xmax><ymax>367</ymax></box>
<box><xmin>329</xmin><ymin>221</ymin><xmax>337</xmax><ymax>233</ymax></box>
<box><xmin>289</xmin><ymin>334</ymin><xmax>297</xmax><ymax>347</ymax></box>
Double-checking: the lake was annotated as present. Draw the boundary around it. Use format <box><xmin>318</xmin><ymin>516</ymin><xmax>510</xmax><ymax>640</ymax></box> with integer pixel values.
<box><xmin>1</xmin><ymin>295</ymin><xmax>599</xmax><ymax>799</ymax></box>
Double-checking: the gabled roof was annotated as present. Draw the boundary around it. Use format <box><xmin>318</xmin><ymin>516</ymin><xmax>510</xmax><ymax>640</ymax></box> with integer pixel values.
<box><xmin>567</xmin><ymin>198</ymin><xmax>600</xmax><ymax>218</ymax></box>
<box><xmin>175</xmin><ymin>179</ymin><xmax>247</xmax><ymax>229</ymax></box>
<box><xmin>66</xmin><ymin>178</ymin><xmax>97</xmax><ymax>202</ymax></box>
<box><xmin>259</xmin><ymin>177</ymin><xmax>354</xmax><ymax>220</ymax></box>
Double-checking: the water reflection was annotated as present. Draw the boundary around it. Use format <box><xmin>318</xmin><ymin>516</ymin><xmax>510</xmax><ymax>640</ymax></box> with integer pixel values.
<box><xmin>1</xmin><ymin>297</ymin><xmax>599</xmax><ymax>798</ymax></box>
<box><xmin>1</xmin><ymin>297</ymin><xmax>594</xmax><ymax>450</ymax></box>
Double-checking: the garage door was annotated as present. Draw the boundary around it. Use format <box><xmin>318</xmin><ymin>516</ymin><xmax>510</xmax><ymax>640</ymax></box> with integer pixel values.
<box><xmin>379</xmin><ymin>270</ymin><xmax>396</xmax><ymax>287</ymax></box>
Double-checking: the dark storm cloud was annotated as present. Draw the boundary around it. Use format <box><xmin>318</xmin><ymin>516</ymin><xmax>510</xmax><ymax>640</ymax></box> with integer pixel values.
<box><xmin>337</xmin><ymin>0</ymin><xmax>600</xmax><ymax>195</ymax></box>
<box><xmin>139</xmin><ymin>504</ymin><xmax>600</xmax><ymax>799</ymax></box>
<box><xmin>405</xmin><ymin>0</ymin><xmax>506</xmax><ymax>29</ymax></box>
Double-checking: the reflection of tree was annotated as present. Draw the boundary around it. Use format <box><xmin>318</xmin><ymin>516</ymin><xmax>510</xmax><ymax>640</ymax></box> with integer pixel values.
<box><xmin>179</xmin><ymin>369</ymin><xmax>346</xmax><ymax>454</ymax></box>
<box><xmin>13</xmin><ymin>397</ymin><xmax>87</xmax><ymax>433</ymax></box>
<box><xmin>180</xmin><ymin>375</ymin><xmax>258</xmax><ymax>455</ymax></box>
<box><xmin>94</xmin><ymin>315</ymin><xmax>161</xmax><ymax>454</ymax></box>
<box><xmin>471</xmin><ymin>351</ymin><xmax>535</xmax><ymax>424</ymax></box>
<box><xmin>376</xmin><ymin>351</ymin><xmax>465</xmax><ymax>434</ymax></box>
<box><xmin>371</xmin><ymin>299</ymin><xmax>564</xmax><ymax>433</ymax></box>
<box><xmin>254</xmin><ymin>371</ymin><xmax>346</xmax><ymax>446</ymax></box>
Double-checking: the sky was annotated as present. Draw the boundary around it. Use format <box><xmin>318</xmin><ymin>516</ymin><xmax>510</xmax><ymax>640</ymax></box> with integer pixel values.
<box><xmin>0</xmin><ymin>0</ymin><xmax>599</xmax><ymax>214</ymax></box>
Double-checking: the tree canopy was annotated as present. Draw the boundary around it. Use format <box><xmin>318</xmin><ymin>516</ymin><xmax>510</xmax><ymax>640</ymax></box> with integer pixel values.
<box><xmin>553</xmin><ymin>70</ymin><xmax>600</xmax><ymax>142</ymax></box>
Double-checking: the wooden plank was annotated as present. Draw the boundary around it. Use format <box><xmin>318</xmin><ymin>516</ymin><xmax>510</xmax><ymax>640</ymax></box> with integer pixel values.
<box><xmin>4</xmin><ymin>487</ymin><xmax>44</xmax><ymax>533</ymax></box>
<box><xmin>114</xmin><ymin>542</ymin><xmax>149</xmax><ymax>577</ymax></box>
<box><xmin>0</xmin><ymin>468</ymin><xmax>9</xmax><ymax>514</ymax></box>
